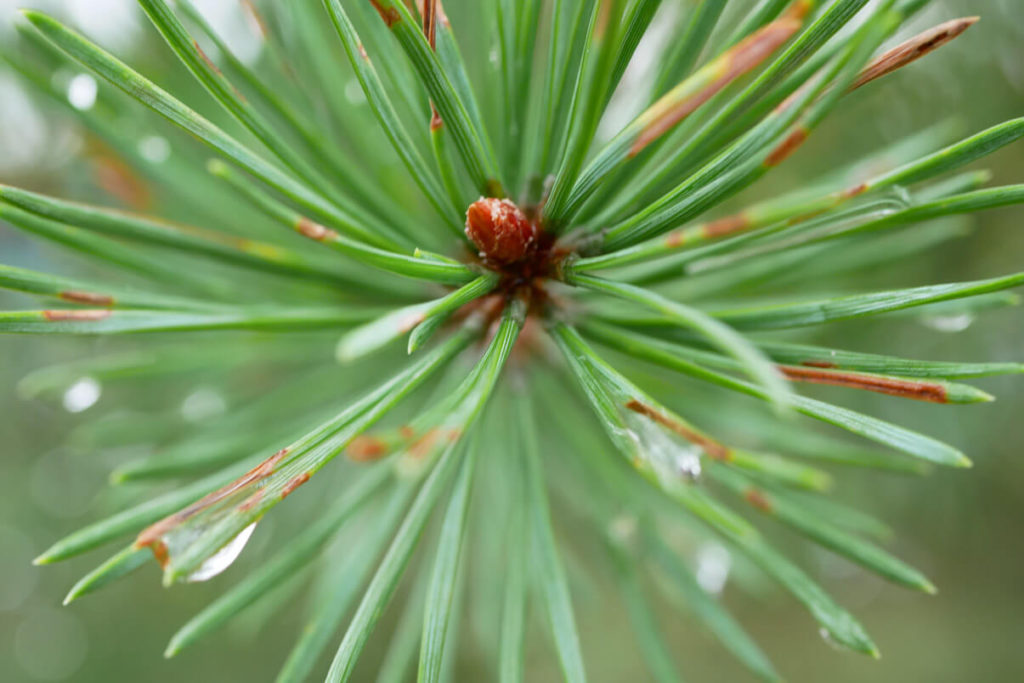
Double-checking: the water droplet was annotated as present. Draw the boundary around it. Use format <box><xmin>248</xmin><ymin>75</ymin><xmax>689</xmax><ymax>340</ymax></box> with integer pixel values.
<box><xmin>882</xmin><ymin>184</ymin><xmax>913</xmax><ymax>210</ymax></box>
<box><xmin>62</xmin><ymin>378</ymin><xmax>101</xmax><ymax>413</ymax></box>
<box><xmin>66</xmin><ymin>74</ymin><xmax>97</xmax><ymax>111</ymax></box>
<box><xmin>819</xmin><ymin>627</ymin><xmax>845</xmax><ymax>651</ymax></box>
<box><xmin>181</xmin><ymin>387</ymin><xmax>227</xmax><ymax>423</ymax></box>
<box><xmin>675</xmin><ymin>449</ymin><xmax>702</xmax><ymax>481</ymax></box>
<box><xmin>619</xmin><ymin>403</ymin><xmax>705</xmax><ymax>485</ymax></box>
<box><xmin>612</xmin><ymin>426</ymin><xmax>642</xmax><ymax>451</ymax></box>
<box><xmin>922</xmin><ymin>313</ymin><xmax>974</xmax><ymax>333</ymax></box>
<box><xmin>695</xmin><ymin>542</ymin><xmax>731</xmax><ymax>595</ymax></box>
<box><xmin>137</xmin><ymin>135</ymin><xmax>170</xmax><ymax>163</ymax></box>
<box><xmin>185</xmin><ymin>522</ymin><xmax>257</xmax><ymax>583</ymax></box>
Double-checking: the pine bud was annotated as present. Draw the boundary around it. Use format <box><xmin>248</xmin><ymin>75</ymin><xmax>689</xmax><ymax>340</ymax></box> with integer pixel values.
<box><xmin>465</xmin><ymin>198</ymin><xmax>539</xmax><ymax>265</ymax></box>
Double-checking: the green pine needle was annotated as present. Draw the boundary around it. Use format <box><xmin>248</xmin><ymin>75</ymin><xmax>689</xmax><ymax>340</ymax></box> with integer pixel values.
<box><xmin>3</xmin><ymin>1</ymin><xmax>1021</xmax><ymax>680</ymax></box>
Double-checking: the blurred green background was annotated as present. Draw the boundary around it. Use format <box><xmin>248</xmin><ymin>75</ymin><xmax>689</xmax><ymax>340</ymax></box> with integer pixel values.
<box><xmin>1</xmin><ymin>1</ymin><xmax>1022</xmax><ymax>681</ymax></box>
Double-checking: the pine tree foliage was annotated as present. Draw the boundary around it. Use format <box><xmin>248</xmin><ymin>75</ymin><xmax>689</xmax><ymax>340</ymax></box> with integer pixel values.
<box><xmin>3</xmin><ymin>0</ymin><xmax>1023</xmax><ymax>680</ymax></box>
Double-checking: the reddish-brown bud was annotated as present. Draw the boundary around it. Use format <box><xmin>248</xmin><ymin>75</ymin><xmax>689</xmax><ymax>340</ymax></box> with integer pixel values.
<box><xmin>465</xmin><ymin>198</ymin><xmax>539</xmax><ymax>265</ymax></box>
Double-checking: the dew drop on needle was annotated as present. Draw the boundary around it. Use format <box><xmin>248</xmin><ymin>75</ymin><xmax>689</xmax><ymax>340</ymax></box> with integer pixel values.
<box><xmin>186</xmin><ymin>522</ymin><xmax>258</xmax><ymax>583</ymax></box>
